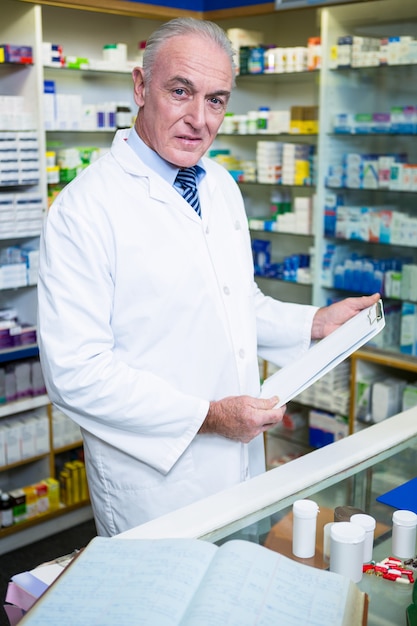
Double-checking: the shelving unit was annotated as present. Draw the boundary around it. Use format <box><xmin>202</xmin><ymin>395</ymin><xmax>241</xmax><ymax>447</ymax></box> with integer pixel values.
<box><xmin>0</xmin><ymin>382</ymin><xmax>91</xmax><ymax>555</ymax></box>
<box><xmin>317</xmin><ymin>0</ymin><xmax>417</xmax><ymax>303</ymax></box>
<box><xmin>349</xmin><ymin>346</ymin><xmax>417</xmax><ymax>434</ymax></box>
<box><xmin>211</xmin><ymin>17</ymin><xmax>319</xmax><ymax>302</ymax></box>
<box><xmin>314</xmin><ymin>0</ymin><xmax>417</xmax><ymax>437</ymax></box>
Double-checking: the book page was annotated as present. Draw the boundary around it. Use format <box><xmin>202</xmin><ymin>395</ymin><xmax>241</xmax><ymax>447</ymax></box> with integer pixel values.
<box><xmin>344</xmin><ymin>581</ymin><xmax>368</xmax><ymax>626</ymax></box>
<box><xmin>181</xmin><ymin>540</ymin><xmax>362</xmax><ymax>626</ymax></box>
<box><xmin>21</xmin><ymin>537</ymin><xmax>218</xmax><ymax>625</ymax></box>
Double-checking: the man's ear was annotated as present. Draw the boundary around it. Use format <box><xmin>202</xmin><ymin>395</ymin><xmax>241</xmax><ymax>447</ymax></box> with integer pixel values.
<box><xmin>132</xmin><ymin>67</ymin><xmax>146</xmax><ymax>107</ymax></box>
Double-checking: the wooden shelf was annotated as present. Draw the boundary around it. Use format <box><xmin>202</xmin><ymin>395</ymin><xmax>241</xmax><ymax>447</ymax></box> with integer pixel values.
<box><xmin>1</xmin><ymin>452</ymin><xmax>49</xmax><ymax>472</ymax></box>
<box><xmin>54</xmin><ymin>441</ymin><xmax>84</xmax><ymax>455</ymax></box>
<box><xmin>348</xmin><ymin>347</ymin><xmax>417</xmax><ymax>434</ymax></box>
<box><xmin>0</xmin><ymin>499</ymin><xmax>90</xmax><ymax>540</ymax></box>
<box><xmin>352</xmin><ymin>347</ymin><xmax>417</xmax><ymax>373</ymax></box>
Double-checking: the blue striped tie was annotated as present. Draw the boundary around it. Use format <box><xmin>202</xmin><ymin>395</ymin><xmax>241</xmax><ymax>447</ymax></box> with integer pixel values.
<box><xmin>174</xmin><ymin>166</ymin><xmax>201</xmax><ymax>217</ymax></box>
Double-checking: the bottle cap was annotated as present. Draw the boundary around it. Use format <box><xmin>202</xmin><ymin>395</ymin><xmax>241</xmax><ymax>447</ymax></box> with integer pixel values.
<box><xmin>331</xmin><ymin>521</ymin><xmax>365</xmax><ymax>544</ymax></box>
<box><xmin>293</xmin><ymin>499</ymin><xmax>319</xmax><ymax>519</ymax></box>
<box><xmin>350</xmin><ymin>513</ymin><xmax>376</xmax><ymax>531</ymax></box>
<box><xmin>334</xmin><ymin>505</ymin><xmax>364</xmax><ymax>522</ymax></box>
<box><xmin>393</xmin><ymin>510</ymin><xmax>417</xmax><ymax>527</ymax></box>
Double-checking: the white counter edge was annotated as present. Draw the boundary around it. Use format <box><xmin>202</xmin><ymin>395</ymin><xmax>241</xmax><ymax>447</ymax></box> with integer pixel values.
<box><xmin>116</xmin><ymin>408</ymin><xmax>417</xmax><ymax>541</ymax></box>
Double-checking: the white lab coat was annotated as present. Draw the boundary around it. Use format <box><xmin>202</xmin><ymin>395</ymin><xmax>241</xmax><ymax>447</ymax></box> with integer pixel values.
<box><xmin>38</xmin><ymin>129</ymin><xmax>316</xmax><ymax>536</ymax></box>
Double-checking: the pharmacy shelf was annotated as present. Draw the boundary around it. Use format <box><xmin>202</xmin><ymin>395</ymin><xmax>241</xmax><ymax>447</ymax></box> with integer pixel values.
<box><xmin>0</xmin><ymin>345</ymin><xmax>39</xmax><ymax>364</ymax></box>
<box><xmin>0</xmin><ymin>502</ymin><xmax>93</xmax><ymax>556</ymax></box>
<box><xmin>315</xmin><ymin>0</ymin><xmax>417</xmax><ymax>310</ymax></box>
<box><xmin>43</xmin><ymin>65</ymin><xmax>132</xmax><ymax>75</ymax></box>
<box><xmin>349</xmin><ymin>347</ymin><xmax>417</xmax><ymax>434</ymax></box>
<box><xmin>0</xmin><ymin>394</ymin><xmax>48</xmax><ymax>419</ymax></box>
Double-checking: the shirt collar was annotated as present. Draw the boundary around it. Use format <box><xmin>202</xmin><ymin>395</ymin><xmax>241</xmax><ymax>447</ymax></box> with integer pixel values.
<box><xmin>126</xmin><ymin>127</ymin><xmax>206</xmax><ymax>185</ymax></box>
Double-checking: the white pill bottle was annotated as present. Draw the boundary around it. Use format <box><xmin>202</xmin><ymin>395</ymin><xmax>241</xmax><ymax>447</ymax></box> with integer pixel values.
<box><xmin>330</xmin><ymin>521</ymin><xmax>365</xmax><ymax>583</ymax></box>
<box><xmin>392</xmin><ymin>510</ymin><xmax>417</xmax><ymax>559</ymax></box>
<box><xmin>292</xmin><ymin>499</ymin><xmax>319</xmax><ymax>558</ymax></box>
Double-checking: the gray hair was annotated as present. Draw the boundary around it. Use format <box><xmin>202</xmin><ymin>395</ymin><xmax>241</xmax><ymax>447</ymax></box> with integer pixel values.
<box><xmin>143</xmin><ymin>18</ymin><xmax>236</xmax><ymax>87</ymax></box>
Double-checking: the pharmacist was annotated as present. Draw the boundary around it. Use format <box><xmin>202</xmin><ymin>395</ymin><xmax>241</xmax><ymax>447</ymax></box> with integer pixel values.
<box><xmin>38</xmin><ymin>17</ymin><xmax>380</xmax><ymax>536</ymax></box>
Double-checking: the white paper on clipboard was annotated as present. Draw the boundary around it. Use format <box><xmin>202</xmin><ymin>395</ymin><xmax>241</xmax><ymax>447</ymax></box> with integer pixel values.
<box><xmin>260</xmin><ymin>299</ymin><xmax>385</xmax><ymax>407</ymax></box>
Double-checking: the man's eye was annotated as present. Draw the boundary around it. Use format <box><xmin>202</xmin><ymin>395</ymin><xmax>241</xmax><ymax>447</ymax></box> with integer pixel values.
<box><xmin>210</xmin><ymin>97</ymin><xmax>225</xmax><ymax>109</ymax></box>
<box><xmin>174</xmin><ymin>88</ymin><xmax>186</xmax><ymax>96</ymax></box>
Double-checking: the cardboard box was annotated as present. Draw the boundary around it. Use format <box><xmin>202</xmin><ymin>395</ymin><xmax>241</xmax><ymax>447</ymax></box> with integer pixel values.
<box><xmin>308</xmin><ymin>409</ymin><xmax>348</xmax><ymax>448</ymax></box>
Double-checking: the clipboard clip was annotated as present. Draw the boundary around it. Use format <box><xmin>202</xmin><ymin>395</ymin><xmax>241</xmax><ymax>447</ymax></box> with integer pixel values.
<box><xmin>367</xmin><ymin>300</ymin><xmax>383</xmax><ymax>325</ymax></box>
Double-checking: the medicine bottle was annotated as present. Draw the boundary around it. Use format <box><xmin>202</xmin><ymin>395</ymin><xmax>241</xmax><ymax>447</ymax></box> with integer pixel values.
<box><xmin>392</xmin><ymin>510</ymin><xmax>417</xmax><ymax>558</ymax></box>
<box><xmin>263</xmin><ymin>46</ymin><xmax>276</xmax><ymax>74</ymax></box>
<box><xmin>330</xmin><ymin>521</ymin><xmax>365</xmax><ymax>583</ymax></box>
<box><xmin>257</xmin><ymin>107</ymin><xmax>270</xmax><ymax>133</ymax></box>
<box><xmin>1</xmin><ymin>492</ymin><xmax>13</xmax><ymax>528</ymax></box>
<box><xmin>221</xmin><ymin>112</ymin><xmax>235</xmax><ymax>134</ymax></box>
<box><xmin>292</xmin><ymin>499</ymin><xmax>319</xmax><ymax>558</ymax></box>
<box><xmin>247</xmin><ymin>111</ymin><xmax>259</xmax><ymax>134</ymax></box>
<box><xmin>350</xmin><ymin>513</ymin><xmax>376</xmax><ymax>563</ymax></box>
<box><xmin>116</xmin><ymin>103</ymin><xmax>132</xmax><ymax>129</ymax></box>
<box><xmin>248</xmin><ymin>46</ymin><xmax>264</xmax><ymax>74</ymax></box>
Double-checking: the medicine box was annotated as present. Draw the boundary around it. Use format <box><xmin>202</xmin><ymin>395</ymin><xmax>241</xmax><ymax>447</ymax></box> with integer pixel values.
<box><xmin>34</xmin><ymin>408</ymin><xmax>50</xmax><ymax>455</ymax></box>
<box><xmin>3</xmin><ymin>419</ymin><xmax>21</xmax><ymax>465</ymax></box>
<box><xmin>371</xmin><ymin>377</ymin><xmax>407</xmax><ymax>423</ymax></box>
<box><xmin>308</xmin><ymin>409</ymin><xmax>348</xmax><ymax>448</ymax></box>
<box><xmin>19</xmin><ymin>415</ymin><xmax>36</xmax><ymax>459</ymax></box>
<box><xmin>9</xmin><ymin>488</ymin><xmax>27</xmax><ymax>524</ymax></box>
<box><xmin>0</xmin><ymin>44</ymin><xmax>33</xmax><ymax>64</ymax></box>
<box><xmin>42</xmin><ymin>477</ymin><xmax>60</xmax><ymax>510</ymax></box>
<box><xmin>402</xmin><ymin>383</ymin><xmax>417</xmax><ymax>411</ymax></box>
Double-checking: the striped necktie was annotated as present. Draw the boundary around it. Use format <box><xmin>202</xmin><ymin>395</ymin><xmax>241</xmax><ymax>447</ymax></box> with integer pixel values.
<box><xmin>174</xmin><ymin>166</ymin><xmax>201</xmax><ymax>217</ymax></box>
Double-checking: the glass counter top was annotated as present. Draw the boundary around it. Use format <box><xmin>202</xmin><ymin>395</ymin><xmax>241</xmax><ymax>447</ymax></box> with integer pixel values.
<box><xmin>119</xmin><ymin>408</ymin><xmax>417</xmax><ymax>625</ymax></box>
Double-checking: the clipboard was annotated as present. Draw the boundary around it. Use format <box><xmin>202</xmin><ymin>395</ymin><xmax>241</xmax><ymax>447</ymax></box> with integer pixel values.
<box><xmin>260</xmin><ymin>300</ymin><xmax>385</xmax><ymax>407</ymax></box>
<box><xmin>376</xmin><ymin>476</ymin><xmax>417</xmax><ymax>514</ymax></box>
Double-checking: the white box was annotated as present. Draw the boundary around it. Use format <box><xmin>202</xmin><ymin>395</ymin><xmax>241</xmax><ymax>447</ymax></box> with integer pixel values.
<box><xmin>372</xmin><ymin>377</ymin><xmax>407</xmax><ymax>423</ymax></box>
<box><xmin>52</xmin><ymin>409</ymin><xmax>66</xmax><ymax>448</ymax></box>
<box><xmin>19</xmin><ymin>415</ymin><xmax>36</xmax><ymax>459</ymax></box>
<box><xmin>4</xmin><ymin>419</ymin><xmax>21</xmax><ymax>464</ymax></box>
<box><xmin>34</xmin><ymin>408</ymin><xmax>50</xmax><ymax>454</ymax></box>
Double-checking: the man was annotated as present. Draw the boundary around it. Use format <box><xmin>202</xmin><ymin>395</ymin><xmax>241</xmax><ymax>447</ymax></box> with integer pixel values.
<box><xmin>38</xmin><ymin>18</ymin><xmax>379</xmax><ymax>536</ymax></box>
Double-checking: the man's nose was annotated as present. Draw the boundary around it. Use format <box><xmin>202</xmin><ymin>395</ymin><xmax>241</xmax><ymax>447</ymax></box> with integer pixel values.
<box><xmin>184</xmin><ymin>97</ymin><xmax>206</xmax><ymax>128</ymax></box>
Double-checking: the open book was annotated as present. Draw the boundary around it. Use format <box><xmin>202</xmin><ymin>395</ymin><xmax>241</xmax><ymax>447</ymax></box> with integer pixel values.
<box><xmin>19</xmin><ymin>536</ymin><xmax>368</xmax><ymax>625</ymax></box>
<box><xmin>260</xmin><ymin>299</ymin><xmax>385</xmax><ymax>407</ymax></box>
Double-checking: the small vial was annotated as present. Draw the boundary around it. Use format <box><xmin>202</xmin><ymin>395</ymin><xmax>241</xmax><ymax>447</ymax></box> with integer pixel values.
<box><xmin>292</xmin><ymin>499</ymin><xmax>319</xmax><ymax>558</ymax></box>
<box><xmin>1</xmin><ymin>493</ymin><xmax>13</xmax><ymax>528</ymax></box>
<box><xmin>330</xmin><ymin>522</ymin><xmax>365</xmax><ymax>583</ymax></box>
<box><xmin>392</xmin><ymin>510</ymin><xmax>417</xmax><ymax>559</ymax></box>
<box><xmin>350</xmin><ymin>513</ymin><xmax>376</xmax><ymax>563</ymax></box>
<box><xmin>322</xmin><ymin>522</ymin><xmax>334</xmax><ymax>563</ymax></box>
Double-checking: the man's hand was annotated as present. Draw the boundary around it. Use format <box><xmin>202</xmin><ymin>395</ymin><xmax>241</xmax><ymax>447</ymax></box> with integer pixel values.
<box><xmin>199</xmin><ymin>395</ymin><xmax>285</xmax><ymax>443</ymax></box>
<box><xmin>311</xmin><ymin>293</ymin><xmax>380</xmax><ymax>340</ymax></box>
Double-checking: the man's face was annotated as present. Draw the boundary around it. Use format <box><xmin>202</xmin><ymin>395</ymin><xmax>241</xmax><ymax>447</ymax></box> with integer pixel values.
<box><xmin>133</xmin><ymin>33</ymin><xmax>233</xmax><ymax>168</ymax></box>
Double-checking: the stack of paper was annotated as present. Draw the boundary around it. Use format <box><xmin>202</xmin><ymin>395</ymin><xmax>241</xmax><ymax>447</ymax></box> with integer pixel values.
<box><xmin>4</xmin><ymin>557</ymin><xmax>73</xmax><ymax>625</ymax></box>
